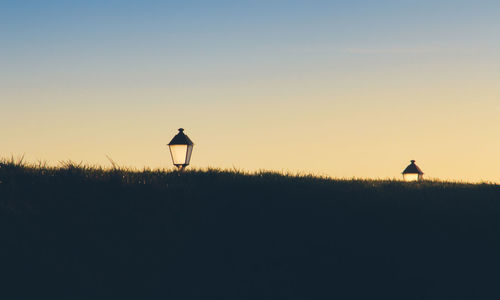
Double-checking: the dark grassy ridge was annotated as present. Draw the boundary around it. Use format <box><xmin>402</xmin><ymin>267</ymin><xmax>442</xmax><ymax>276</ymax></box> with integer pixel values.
<box><xmin>1</xmin><ymin>162</ymin><xmax>500</xmax><ymax>299</ymax></box>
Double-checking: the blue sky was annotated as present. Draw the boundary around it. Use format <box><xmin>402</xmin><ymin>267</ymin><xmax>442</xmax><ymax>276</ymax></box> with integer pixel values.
<box><xmin>2</xmin><ymin>1</ymin><xmax>499</xmax><ymax>92</ymax></box>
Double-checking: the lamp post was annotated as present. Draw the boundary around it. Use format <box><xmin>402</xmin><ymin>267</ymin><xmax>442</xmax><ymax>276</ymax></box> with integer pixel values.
<box><xmin>167</xmin><ymin>128</ymin><xmax>194</xmax><ymax>171</ymax></box>
<box><xmin>402</xmin><ymin>160</ymin><xmax>424</xmax><ymax>182</ymax></box>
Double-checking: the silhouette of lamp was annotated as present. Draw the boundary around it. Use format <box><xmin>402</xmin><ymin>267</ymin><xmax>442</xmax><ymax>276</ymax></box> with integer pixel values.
<box><xmin>167</xmin><ymin>128</ymin><xmax>194</xmax><ymax>170</ymax></box>
<box><xmin>402</xmin><ymin>160</ymin><xmax>424</xmax><ymax>182</ymax></box>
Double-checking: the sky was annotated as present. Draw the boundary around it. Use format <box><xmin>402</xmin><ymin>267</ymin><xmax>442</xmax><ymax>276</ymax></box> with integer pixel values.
<box><xmin>1</xmin><ymin>0</ymin><xmax>500</xmax><ymax>182</ymax></box>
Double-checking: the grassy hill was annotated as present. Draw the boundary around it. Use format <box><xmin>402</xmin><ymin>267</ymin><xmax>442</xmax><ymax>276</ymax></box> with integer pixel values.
<box><xmin>1</xmin><ymin>160</ymin><xmax>500</xmax><ymax>299</ymax></box>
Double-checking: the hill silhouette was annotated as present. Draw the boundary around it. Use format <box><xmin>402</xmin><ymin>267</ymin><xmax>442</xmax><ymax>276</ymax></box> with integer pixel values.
<box><xmin>1</xmin><ymin>160</ymin><xmax>500</xmax><ymax>299</ymax></box>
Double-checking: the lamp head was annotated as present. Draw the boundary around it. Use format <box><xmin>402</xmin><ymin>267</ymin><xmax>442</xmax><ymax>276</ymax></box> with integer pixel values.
<box><xmin>167</xmin><ymin>128</ymin><xmax>194</xmax><ymax>170</ymax></box>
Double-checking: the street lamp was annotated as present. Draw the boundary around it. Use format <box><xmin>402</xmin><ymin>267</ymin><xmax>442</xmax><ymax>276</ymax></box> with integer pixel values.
<box><xmin>402</xmin><ymin>160</ymin><xmax>424</xmax><ymax>182</ymax></box>
<box><xmin>167</xmin><ymin>128</ymin><xmax>194</xmax><ymax>170</ymax></box>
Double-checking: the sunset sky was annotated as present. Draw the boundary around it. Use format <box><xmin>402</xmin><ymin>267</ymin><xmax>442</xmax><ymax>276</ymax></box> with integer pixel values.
<box><xmin>1</xmin><ymin>0</ymin><xmax>500</xmax><ymax>182</ymax></box>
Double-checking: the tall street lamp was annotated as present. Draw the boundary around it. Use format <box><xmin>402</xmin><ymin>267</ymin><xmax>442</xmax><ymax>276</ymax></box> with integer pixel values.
<box><xmin>167</xmin><ymin>128</ymin><xmax>194</xmax><ymax>170</ymax></box>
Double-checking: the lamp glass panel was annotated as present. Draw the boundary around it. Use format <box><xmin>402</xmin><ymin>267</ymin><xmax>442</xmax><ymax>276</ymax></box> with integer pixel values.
<box><xmin>169</xmin><ymin>145</ymin><xmax>188</xmax><ymax>165</ymax></box>
<box><xmin>185</xmin><ymin>145</ymin><xmax>193</xmax><ymax>165</ymax></box>
<box><xmin>403</xmin><ymin>174</ymin><xmax>420</xmax><ymax>182</ymax></box>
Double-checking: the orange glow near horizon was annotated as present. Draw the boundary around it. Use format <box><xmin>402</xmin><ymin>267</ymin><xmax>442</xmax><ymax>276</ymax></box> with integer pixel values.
<box><xmin>2</xmin><ymin>86</ymin><xmax>500</xmax><ymax>184</ymax></box>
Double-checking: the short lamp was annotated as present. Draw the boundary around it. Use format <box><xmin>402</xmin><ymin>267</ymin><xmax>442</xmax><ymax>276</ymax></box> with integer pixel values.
<box><xmin>402</xmin><ymin>160</ymin><xmax>424</xmax><ymax>182</ymax></box>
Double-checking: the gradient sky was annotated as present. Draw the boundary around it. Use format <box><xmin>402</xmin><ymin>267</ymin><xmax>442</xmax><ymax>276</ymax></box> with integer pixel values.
<box><xmin>1</xmin><ymin>0</ymin><xmax>500</xmax><ymax>182</ymax></box>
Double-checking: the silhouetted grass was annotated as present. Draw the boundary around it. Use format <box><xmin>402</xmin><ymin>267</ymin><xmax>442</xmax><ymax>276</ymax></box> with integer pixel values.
<box><xmin>1</xmin><ymin>159</ymin><xmax>500</xmax><ymax>299</ymax></box>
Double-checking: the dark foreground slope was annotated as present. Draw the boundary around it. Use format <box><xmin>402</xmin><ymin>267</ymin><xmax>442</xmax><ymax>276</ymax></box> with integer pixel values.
<box><xmin>1</xmin><ymin>163</ymin><xmax>500</xmax><ymax>299</ymax></box>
